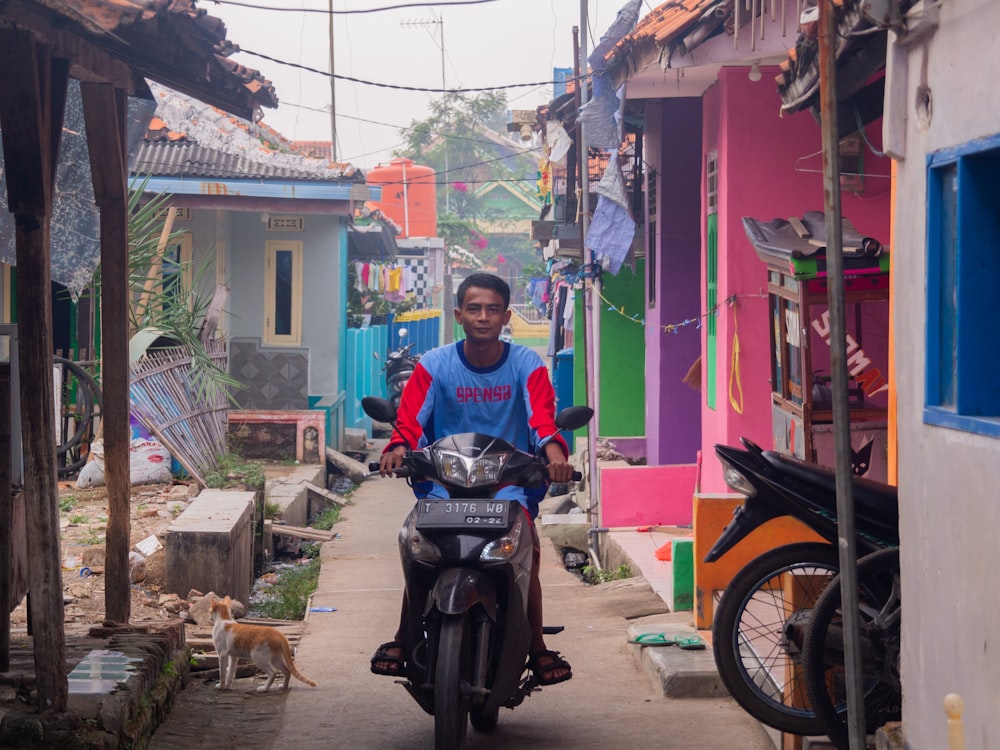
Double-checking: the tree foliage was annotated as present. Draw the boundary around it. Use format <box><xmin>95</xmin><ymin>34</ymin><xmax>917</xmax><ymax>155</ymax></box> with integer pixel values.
<box><xmin>395</xmin><ymin>90</ymin><xmax>544</xmax><ymax>274</ymax></box>
<box><xmin>395</xmin><ymin>90</ymin><xmax>510</xmax><ymax>221</ymax></box>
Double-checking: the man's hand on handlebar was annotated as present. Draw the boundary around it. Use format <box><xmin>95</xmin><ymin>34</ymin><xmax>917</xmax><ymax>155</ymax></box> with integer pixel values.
<box><xmin>543</xmin><ymin>441</ymin><xmax>574</xmax><ymax>484</ymax></box>
<box><xmin>379</xmin><ymin>444</ymin><xmax>408</xmax><ymax>477</ymax></box>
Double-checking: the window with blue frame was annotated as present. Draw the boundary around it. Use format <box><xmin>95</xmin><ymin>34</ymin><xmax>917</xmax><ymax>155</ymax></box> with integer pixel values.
<box><xmin>925</xmin><ymin>135</ymin><xmax>1000</xmax><ymax>438</ymax></box>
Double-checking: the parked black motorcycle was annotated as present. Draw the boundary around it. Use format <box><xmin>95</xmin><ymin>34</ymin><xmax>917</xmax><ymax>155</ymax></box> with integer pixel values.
<box><xmin>362</xmin><ymin>396</ymin><xmax>592</xmax><ymax>750</ymax></box>
<box><xmin>707</xmin><ymin>438</ymin><xmax>899</xmax><ymax>737</ymax></box>
<box><xmin>373</xmin><ymin>328</ymin><xmax>420</xmax><ymax>409</ymax></box>
<box><xmin>801</xmin><ymin>545</ymin><xmax>901</xmax><ymax>750</ymax></box>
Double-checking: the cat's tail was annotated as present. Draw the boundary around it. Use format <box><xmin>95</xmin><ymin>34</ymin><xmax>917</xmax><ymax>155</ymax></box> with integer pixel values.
<box><xmin>282</xmin><ymin>640</ymin><xmax>317</xmax><ymax>687</ymax></box>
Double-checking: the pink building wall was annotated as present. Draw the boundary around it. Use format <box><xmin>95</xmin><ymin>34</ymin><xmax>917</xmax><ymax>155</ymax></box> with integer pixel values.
<box><xmin>698</xmin><ymin>67</ymin><xmax>891</xmax><ymax>493</ymax></box>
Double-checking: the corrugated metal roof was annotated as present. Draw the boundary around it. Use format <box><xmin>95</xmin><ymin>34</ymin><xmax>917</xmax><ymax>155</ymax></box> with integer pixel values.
<box><xmin>606</xmin><ymin>0</ymin><xmax>730</xmax><ymax>83</ymax></box>
<box><xmin>774</xmin><ymin>0</ymin><xmax>906</xmax><ymax>113</ymax></box>
<box><xmin>1</xmin><ymin>0</ymin><xmax>277</xmax><ymax>118</ymax></box>
<box><xmin>133</xmin><ymin>140</ymin><xmax>362</xmax><ymax>182</ymax></box>
<box><xmin>132</xmin><ymin>83</ymin><xmax>363</xmax><ymax>183</ymax></box>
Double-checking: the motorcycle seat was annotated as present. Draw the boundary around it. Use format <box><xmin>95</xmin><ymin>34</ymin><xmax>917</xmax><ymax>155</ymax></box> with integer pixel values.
<box><xmin>761</xmin><ymin>450</ymin><xmax>898</xmax><ymax>528</ymax></box>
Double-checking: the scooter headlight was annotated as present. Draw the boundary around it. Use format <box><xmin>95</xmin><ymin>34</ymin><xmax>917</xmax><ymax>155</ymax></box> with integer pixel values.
<box><xmin>434</xmin><ymin>449</ymin><xmax>509</xmax><ymax>488</ymax></box>
<box><xmin>400</xmin><ymin>512</ymin><xmax>442</xmax><ymax>564</ymax></box>
<box><xmin>480</xmin><ymin>511</ymin><xmax>524</xmax><ymax>562</ymax></box>
<box><xmin>720</xmin><ymin>458</ymin><xmax>756</xmax><ymax>497</ymax></box>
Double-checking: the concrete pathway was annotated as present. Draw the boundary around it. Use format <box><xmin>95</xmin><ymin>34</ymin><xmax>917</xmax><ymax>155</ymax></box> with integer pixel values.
<box><xmin>270</xmin><ymin>465</ymin><xmax>775</xmax><ymax>748</ymax></box>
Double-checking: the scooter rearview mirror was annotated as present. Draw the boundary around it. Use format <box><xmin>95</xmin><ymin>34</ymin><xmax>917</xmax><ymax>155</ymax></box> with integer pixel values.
<box><xmin>555</xmin><ymin>405</ymin><xmax>594</xmax><ymax>432</ymax></box>
<box><xmin>361</xmin><ymin>396</ymin><xmax>397</xmax><ymax>424</ymax></box>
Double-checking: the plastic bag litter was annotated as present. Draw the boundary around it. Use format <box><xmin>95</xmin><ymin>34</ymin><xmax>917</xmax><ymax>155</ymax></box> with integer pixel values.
<box><xmin>76</xmin><ymin>438</ymin><xmax>173</xmax><ymax>488</ymax></box>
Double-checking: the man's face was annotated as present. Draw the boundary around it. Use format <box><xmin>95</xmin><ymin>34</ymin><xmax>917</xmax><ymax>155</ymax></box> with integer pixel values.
<box><xmin>454</xmin><ymin>286</ymin><xmax>512</xmax><ymax>344</ymax></box>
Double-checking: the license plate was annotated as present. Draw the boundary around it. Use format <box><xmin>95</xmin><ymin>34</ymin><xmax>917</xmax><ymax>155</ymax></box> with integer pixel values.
<box><xmin>414</xmin><ymin>499</ymin><xmax>511</xmax><ymax>530</ymax></box>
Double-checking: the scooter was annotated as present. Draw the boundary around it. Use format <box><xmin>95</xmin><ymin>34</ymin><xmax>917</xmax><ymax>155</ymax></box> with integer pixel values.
<box><xmin>707</xmin><ymin>438</ymin><xmax>899</xmax><ymax>737</ymax></box>
<box><xmin>362</xmin><ymin>396</ymin><xmax>592</xmax><ymax>750</ymax></box>
<box><xmin>374</xmin><ymin>328</ymin><xmax>420</xmax><ymax>410</ymax></box>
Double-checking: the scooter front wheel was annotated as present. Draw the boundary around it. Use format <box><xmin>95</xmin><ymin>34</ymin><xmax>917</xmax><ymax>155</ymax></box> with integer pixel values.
<box><xmin>435</xmin><ymin>613</ymin><xmax>469</xmax><ymax>750</ymax></box>
<box><xmin>712</xmin><ymin>542</ymin><xmax>840</xmax><ymax>736</ymax></box>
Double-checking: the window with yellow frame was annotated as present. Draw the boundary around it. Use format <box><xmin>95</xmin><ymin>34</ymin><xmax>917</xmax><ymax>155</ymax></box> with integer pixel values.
<box><xmin>264</xmin><ymin>240</ymin><xmax>303</xmax><ymax>346</ymax></box>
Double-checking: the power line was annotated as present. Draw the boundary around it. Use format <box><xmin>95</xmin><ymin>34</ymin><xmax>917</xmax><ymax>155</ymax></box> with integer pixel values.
<box><xmin>238</xmin><ymin>47</ymin><xmax>587</xmax><ymax>93</ymax></box>
<box><xmin>284</xmin><ymin>101</ymin><xmax>534</xmax><ymax>149</ymax></box>
<box><xmin>210</xmin><ymin>0</ymin><xmax>500</xmax><ymax>14</ymax></box>
<box><xmin>277</xmin><ymin>101</ymin><xmax>539</xmax><ymax>168</ymax></box>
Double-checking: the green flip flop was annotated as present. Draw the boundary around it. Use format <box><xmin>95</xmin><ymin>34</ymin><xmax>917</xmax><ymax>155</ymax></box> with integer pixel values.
<box><xmin>627</xmin><ymin>632</ymin><xmax>677</xmax><ymax>646</ymax></box>
<box><xmin>674</xmin><ymin>635</ymin><xmax>707</xmax><ymax>650</ymax></box>
<box><xmin>627</xmin><ymin>633</ymin><xmax>707</xmax><ymax>649</ymax></box>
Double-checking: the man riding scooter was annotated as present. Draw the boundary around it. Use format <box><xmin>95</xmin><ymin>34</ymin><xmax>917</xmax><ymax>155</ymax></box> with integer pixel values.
<box><xmin>371</xmin><ymin>272</ymin><xmax>575</xmax><ymax>687</ymax></box>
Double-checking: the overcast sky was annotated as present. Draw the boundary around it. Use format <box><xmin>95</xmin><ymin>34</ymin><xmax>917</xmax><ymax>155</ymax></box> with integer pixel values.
<box><xmin>207</xmin><ymin>0</ymin><xmax>637</xmax><ymax>170</ymax></box>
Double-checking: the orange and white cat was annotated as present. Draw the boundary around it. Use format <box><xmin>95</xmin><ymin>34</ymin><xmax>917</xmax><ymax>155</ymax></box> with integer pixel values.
<box><xmin>209</xmin><ymin>596</ymin><xmax>317</xmax><ymax>691</ymax></box>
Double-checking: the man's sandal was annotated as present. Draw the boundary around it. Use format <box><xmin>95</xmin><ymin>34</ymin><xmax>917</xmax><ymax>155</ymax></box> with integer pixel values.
<box><xmin>370</xmin><ymin>641</ymin><xmax>405</xmax><ymax>677</ymax></box>
<box><xmin>528</xmin><ymin>649</ymin><xmax>573</xmax><ymax>685</ymax></box>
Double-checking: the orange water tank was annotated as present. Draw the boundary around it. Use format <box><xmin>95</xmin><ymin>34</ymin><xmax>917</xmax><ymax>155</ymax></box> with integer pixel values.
<box><xmin>366</xmin><ymin>158</ymin><xmax>437</xmax><ymax>239</ymax></box>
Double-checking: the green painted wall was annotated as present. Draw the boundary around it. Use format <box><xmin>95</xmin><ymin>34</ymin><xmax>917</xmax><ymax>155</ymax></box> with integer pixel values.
<box><xmin>574</xmin><ymin>260</ymin><xmax>646</xmax><ymax>437</ymax></box>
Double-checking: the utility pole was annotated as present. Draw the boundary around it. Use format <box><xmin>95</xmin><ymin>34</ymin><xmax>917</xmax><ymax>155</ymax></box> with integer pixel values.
<box><xmin>818</xmin><ymin>1</ymin><xmax>865</xmax><ymax>747</ymax></box>
<box><xmin>402</xmin><ymin>14</ymin><xmax>449</xmax><ymax>212</ymax></box>
<box><xmin>328</xmin><ymin>0</ymin><xmax>337</xmax><ymax>161</ymax></box>
<box><xmin>578</xmin><ymin>0</ymin><xmax>603</xmax><ymax>559</ymax></box>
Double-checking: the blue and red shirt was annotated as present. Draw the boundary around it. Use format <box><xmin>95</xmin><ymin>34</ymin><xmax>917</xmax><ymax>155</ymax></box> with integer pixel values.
<box><xmin>387</xmin><ymin>340</ymin><xmax>568</xmax><ymax>460</ymax></box>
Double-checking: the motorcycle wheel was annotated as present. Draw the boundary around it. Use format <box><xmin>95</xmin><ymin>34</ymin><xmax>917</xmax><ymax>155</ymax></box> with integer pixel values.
<box><xmin>434</xmin><ymin>613</ymin><xmax>469</xmax><ymax>750</ymax></box>
<box><xmin>54</xmin><ymin>357</ymin><xmax>103</xmax><ymax>477</ymax></box>
<box><xmin>469</xmin><ymin>704</ymin><xmax>499</xmax><ymax>732</ymax></box>
<box><xmin>801</xmin><ymin>547</ymin><xmax>901</xmax><ymax>750</ymax></box>
<box><xmin>712</xmin><ymin>542</ymin><xmax>840</xmax><ymax>736</ymax></box>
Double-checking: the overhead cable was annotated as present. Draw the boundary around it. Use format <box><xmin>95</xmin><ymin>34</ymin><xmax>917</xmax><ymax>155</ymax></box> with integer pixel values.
<box><xmin>211</xmin><ymin>0</ymin><xmax>500</xmax><ymax>14</ymax></box>
<box><xmin>238</xmin><ymin>47</ymin><xmax>587</xmax><ymax>93</ymax></box>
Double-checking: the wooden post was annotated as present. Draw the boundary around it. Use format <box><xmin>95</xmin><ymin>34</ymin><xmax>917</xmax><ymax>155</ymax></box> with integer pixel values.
<box><xmin>81</xmin><ymin>81</ymin><xmax>132</xmax><ymax>625</ymax></box>
<box><xmin>0</xmin><ymin>33</ymin><xmax>71</xmax><ymax>712</ymax></box>
<box><xmin>0</xmin><ymin>364</ymin><xmax>11</xmax><ymax>670</ymax></box>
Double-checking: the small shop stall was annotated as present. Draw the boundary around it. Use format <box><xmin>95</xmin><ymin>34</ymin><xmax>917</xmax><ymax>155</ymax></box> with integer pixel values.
<box><xmin>743</xmin><ymin>211</ymin><xmax>890</xmax><ymax>482</ymax></box>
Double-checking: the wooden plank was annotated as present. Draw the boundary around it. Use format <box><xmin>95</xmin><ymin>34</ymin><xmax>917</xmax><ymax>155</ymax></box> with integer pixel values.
<box><xmin>788</xmin><ymin>216</ymin><xmax>811</xmax><ymax>238</ymax></box>
<box><xmin>305</xmin><ymin>481</ymin><xmax>346</xmax><ymax>507</ymax></box>
<box><xmin>807</xmin><ymin>237</ymin><xmax>860</xmax><ymax>252</ymax></box>
<box><xmin>269</xmin><ymin>524</ymin><xmax>335</xmax><ymax>542</ymax></box>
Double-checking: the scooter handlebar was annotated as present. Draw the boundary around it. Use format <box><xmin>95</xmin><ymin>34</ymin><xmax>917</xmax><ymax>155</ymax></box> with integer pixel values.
<box><xmin>368</xmin><ymin>460</ymin><xmax>412</xmax><ymax>478</ymax></box>
<box><xmin>368</xmin><ymin>459</ymin><xmax>580</xmax><ymax>481</ymax></box>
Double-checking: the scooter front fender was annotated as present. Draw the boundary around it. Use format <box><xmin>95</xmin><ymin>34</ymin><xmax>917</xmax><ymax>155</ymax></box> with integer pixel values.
<box><xmin>431</xmin><ymin>567</ymin><xmax>498</xmax><ymax>620</ymax></box>
<box><xmin>703</xmin><ymin>499</ymin><xmax>786</xmax><ymax>563</ymax></box>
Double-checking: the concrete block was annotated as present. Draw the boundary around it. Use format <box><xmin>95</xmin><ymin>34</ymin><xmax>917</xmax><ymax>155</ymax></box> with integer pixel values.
<box><xmin>228</xmin><ymin>409</ymin><xmax>326</xmax><ymax>463</ymax></box>
<box><xmin>165</xmin><ymin>490</ymin><xmax>255</xmax><ymax>603</ymax></box>
<box><xmin>343</xmin><ymin>427</ymin><xmax>369</xmax><ymax>453</ymax></box>
<box><xmin>693</xmin><ymin>493</ymin><xmax>825</xmax><ymax>629</ymax></box>
<box><xmin>627</xmin><ymin>623</ymin><xmax>725</xmax><ymax>698</ymax></box>
<box><xmin>539</xmin><ymin>513</ymin><xmax>590</xmax><ymax>550</ymax></box>
<box><xmin>671</xmin><ymin>538</ymin><xmax>694</xmax><ymax>611</ymax></box>
<box><xmin>264</xmin><ymin>465</ymin><xmax>324</xmax><ymax>527</ymax></box>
